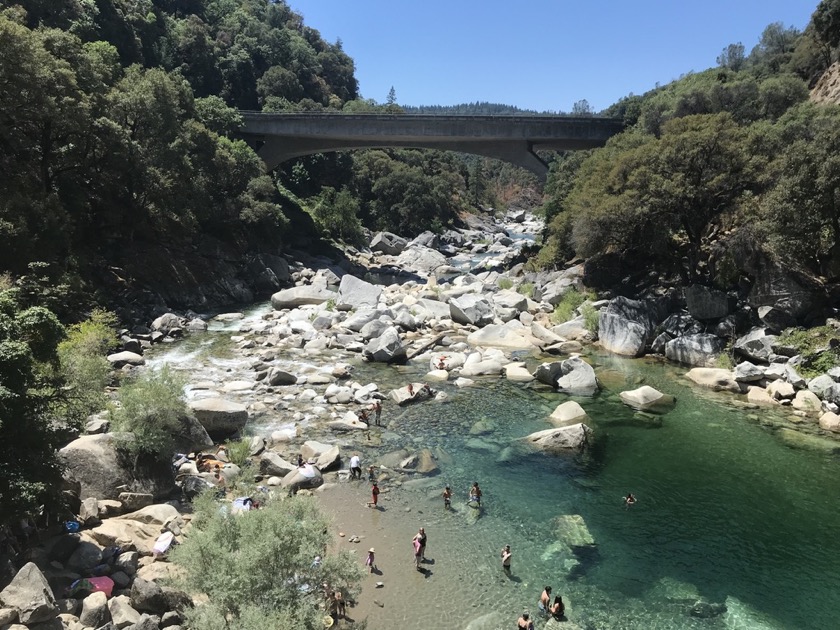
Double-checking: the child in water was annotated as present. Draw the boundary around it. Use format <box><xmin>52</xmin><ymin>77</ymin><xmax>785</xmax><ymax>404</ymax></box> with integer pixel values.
<box><xmin>443</xmin><ymin>485</ymin><xmax>452</xmax><ymax>509</ymax></box>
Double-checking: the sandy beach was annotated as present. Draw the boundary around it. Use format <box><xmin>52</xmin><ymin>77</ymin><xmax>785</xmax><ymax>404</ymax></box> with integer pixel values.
<box><xmin>313</xmin><ymin>472</ymin><xmax>549</xmax><ymax>630</ymax></box>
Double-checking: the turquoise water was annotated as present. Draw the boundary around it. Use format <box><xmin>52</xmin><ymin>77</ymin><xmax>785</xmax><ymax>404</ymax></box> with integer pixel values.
<box><xmin>347</xmin><ymin>351</ymin><xmax>840</xmax><ymax>630</ymax></box>
<box><xmin>151</xmin><ymin>312</ymin><xmax>840</xmax><ymax>629</ymax></box>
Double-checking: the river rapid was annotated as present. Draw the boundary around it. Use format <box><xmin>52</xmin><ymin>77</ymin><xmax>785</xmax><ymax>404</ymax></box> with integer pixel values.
<box><xmin>147</xmin><ymin>301</ymin><xmax>840</xmax><ymax>630</ymax></box>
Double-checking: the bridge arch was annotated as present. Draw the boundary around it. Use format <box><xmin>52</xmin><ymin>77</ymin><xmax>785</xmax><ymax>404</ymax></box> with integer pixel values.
<box><xmin>237</xmin><ymin>112</ymin><xmax>623</xmax><ymax>179</ymax></box>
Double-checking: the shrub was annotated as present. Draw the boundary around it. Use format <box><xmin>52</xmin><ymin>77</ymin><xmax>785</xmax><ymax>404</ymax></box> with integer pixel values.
<box><xmin>550</xmin><ymin>288</ymin><xmax>595</xmax><ymax>324</ymax></box>
<box><xmin>111</xmin><ymin>364</ymin><xmax>188</xmax><ymax>460</ymax></box>
<box><xmin>715</xmin><ymin>350</ymin><xmax>734</xmax><ymax>370</ymax></box>
<box><xmin>497</xmin><ymin>277</ymin><xmax>513</xmax><ymax>290</ymax></box>
<box><xmin>517</xmin><ymin>282</ymin><xmax>534</xmax><ymax>297</ymax></box>
<box><xmin>580</xmin><ymin>302</ymin><xmax>600</xmax><ymax>334</ymax></box>
<box><xmin>58</xmin><ymin>309</ymin><xmax>118</xmax><ymax>428</ymax></box>
<box><xmin>779</xmin><ymin>326</ymin><xmax>840</xmax><ymax>377</ymax></box>
<box><xmin>172</xmin><ymin>493</ymin><xmax>364</xmax><ymax>630</ymax></box>
<box><xmin>226</xmin><ymin>438</ymin><xmax>253</xmax><ymax>467</ymax></box>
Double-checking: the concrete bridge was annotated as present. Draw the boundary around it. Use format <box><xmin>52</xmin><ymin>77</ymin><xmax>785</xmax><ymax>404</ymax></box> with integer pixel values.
<box><xmin>238</xmin><ymin>112</ymin><xmax>624</xmax><ymax>178</ymax></box>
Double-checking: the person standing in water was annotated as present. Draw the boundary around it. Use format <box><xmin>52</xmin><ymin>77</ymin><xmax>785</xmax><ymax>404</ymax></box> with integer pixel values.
<box><xmin>442</xmin><ymin>485</ymin><xmax>452</xmax><ymax>509</ymax></box>
<box><xmin>539</xmin><ymin>586</ymin><xmax>552</xmax><ymax>614</ymax></box>
<box><xmin>365</xmin><ymin>548</ymin><xmax>376</xmax><ymax>573</ymax></box>
<box><xmin>469</xmin><ymin>481</ymin><xmax>482</xmax><ymax>507</ymax></box>
<box><xmin>369</xmin><ymin>482</ymin><xmax>380</xmax><ymax>508</ymax></box>
<box><xmin>413</xmin><ymin>527</ymin><xmax>427</xmax><ymax>561</ymax></box>
<box><xmin>501</xmin><ymin>544</ymin><xmax>512</xmax><ymax>574</ymax></box>
<box><xmin>373</xmin><ymin>400</ymin><xmax>382</xmax><ymax>426</ymax></box>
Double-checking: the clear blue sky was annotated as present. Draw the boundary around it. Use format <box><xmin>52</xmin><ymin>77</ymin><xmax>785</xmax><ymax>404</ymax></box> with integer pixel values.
<box><xmin>287</xmin><ymin>0</ymin><xmax>820</xmax><ymax>112</ymax></box>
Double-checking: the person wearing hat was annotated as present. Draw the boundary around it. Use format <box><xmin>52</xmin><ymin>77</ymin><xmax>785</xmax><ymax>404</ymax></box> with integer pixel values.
<box><xmin>517</xmin><ymin>610</ymin><xmax>534</xmax><ymax>630</ymax></box>
<box><xmin>365</xmin><ymin>547</ymin><xmax>376</xmax><ymax>573</ymax></box>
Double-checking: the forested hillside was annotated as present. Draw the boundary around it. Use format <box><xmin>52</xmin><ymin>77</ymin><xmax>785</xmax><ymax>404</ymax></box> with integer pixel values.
<box><xmin>535</xmin><ymin>7</ymin><xmax>840</xmax><ymax>316</ymax></box>
<box><xmin>0</xmin><ymin>0</ymin><xmax>517</xmax><ymax>313</ymax></box>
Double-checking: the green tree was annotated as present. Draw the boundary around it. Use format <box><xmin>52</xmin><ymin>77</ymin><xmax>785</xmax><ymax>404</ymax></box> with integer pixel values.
<box><xmin>172</xmin><ymin>494</ymin><xmax>364</xmax><ymax>630</ymax></box>
<box><xmin>0</xmin><ymin>289</ymin><xmax>67</xmax><ymax>526</ymax></box>
<box><xmin>763</xmin><ymin>103</ymin><xmax>840</xmax><ymax>276</ymax></box>
<box><xmin>311</xmin><ymin>186</ymin><xmax>364</xmax><ymax>245</ymax></box>
<box><xmin>717</xmin><ymin>42</ymin><xmax>746</xmax><ymax>71</ymax></box>
<box><xmin>814</xmin><ymin>0</ymin><xmax>840</xmax><ymax>49</ymax></box>
<box><xmin>57</xmin><ymin>309</ymin><xmax>118</xmax><ymax>428</ymax></box>
<box><xmin>111</xmin><ymin>364</ymin><xmax>189</xmax><ymax>460</ymax></box>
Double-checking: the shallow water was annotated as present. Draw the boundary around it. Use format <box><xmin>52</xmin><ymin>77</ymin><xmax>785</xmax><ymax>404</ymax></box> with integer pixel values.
<box><xmin>150</xmin><ymin>310</ymin><xmax>840</xmax><ymax>629</ymax></box>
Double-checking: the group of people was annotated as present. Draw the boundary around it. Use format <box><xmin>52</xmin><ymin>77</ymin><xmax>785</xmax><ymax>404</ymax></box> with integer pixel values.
<box><xmin>357</xmin><ymin>399</ymin><xmax>383</xmax><ymax>426</ymax></box>
<box><xmin>440</xmin><ymin>481</ymin><xmax>482</xmax><ymax>509</ymax></box>
<box><xmin>411</xmin><ymin>527</ymin><xmax>427</xmax><ymax>569</ymax></box>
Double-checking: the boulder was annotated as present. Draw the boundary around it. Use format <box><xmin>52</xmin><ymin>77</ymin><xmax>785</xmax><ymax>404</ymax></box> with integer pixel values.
<box><xmin>746</xmin><ymin>386</ymin><xmax>776</xmax><ymax>406</ymax></box>
<box><xmin>792</xmin><ymin>389</ymin><xmax>822</xmax><ymax>413</ymax></box>
<box><xmin>370</xmin><ymin>231</ymin><xmax>408</xmax><ymax>255</ymax></box>
<box><xmin>337</xmin><ymin>274</ymin><xmax>382</xmax><ymax>310</ymax></box>
<box><xmin>684</xmin><ymin>368</ymin><xmax>741</xmax><ymax>393</ymax></box>
<box><xmin>659</xmin><ymin>312</ymin><xmax>704</xmax><ymax>337</ymax></box>
<box><xmin>555</xmin><ymin>357</ymin><xmax>599</xmax><ymax>396</ymax></box>
<box><xmin>523</xmin><ymin>424</ymin><xmax>592</xmax><ymax>451</ymax></box>
<box><xmin>492</xmin><ymin>290</ymin><xmax>527</xmax><ymax>313</ymax></box>
<box><xmin>396</xmin><ymin>246</ymin><xmax>447</xmax><ymax>275</ymax></box>
<box><xmin>281</xmin><ymin>464</ymin><xmax>324</xmax><ymax>492</ymax></box>
<box><xmin>549</xmin><ymin>401</ymin><xmax>589</xmax><ymax>425</ymax></box>
<box><xmin>767</xmin><ymin>380</ymin><xmax>795</xmax><ymax>400</ymax></box>
<box><xmin>757</xmin><ymin>305</ymin><xmax>796</xmax><ymax>333</ymax></box>
<box><xmin>79</xmin><ymin>591</ymin><xmax>110</xmax><ymax>628</ymax></box>
<box><xmin>734</xmin><ymin>361</ymin><xmax>765</xmax><ymax>383</ymax></box>
<box><xmin>684</xmin><ymin>285</ymin><xmax>730</xmax><ymax>320</ymax></box>
<box><xmin>390</xmin><ymin>383</ymin><xmax>434</xmax><ymax>406</ymax></box>
<box><xmin>314</xmin><ymin>445</ymin><xmax>341</xmax><ymax>471</ymax></box>
<box><xmin>108</xmin><ymin>595</ymin><xmax>140</xmax><ymax>629</ymax></box>
<box><xmin>467</xmin><ymin>322</ymin><xmax>537</xmax><ymax>350</ymax></box>
<box><xmin>0</xmin><ymin>563</ymin><xmax>57</xmax><ymax>625</ymax></box>
<box><xmin>130</xmin><ymin>578</ymin><xmax>168</xmax><ymax>615</ymax></box>
<box><xmin>188</xmin><ymin>398</ymin><xmax>248</xmax><ymax>439</ymax></box>
<box><xmin>530</xmin><ymin>321</ymin><xmax>564</xmax><ymax>346</ymax></box>
<box><xmin>266</xmin><ymin>368</ymin><xmax>298</xmax><ymax>386</ymax></box>
<box><xmin>748</xmin><ymin>261</ymin><xmax>821</xmax><ymax>320</ymax></box>
<box><xmin>151</xmin><ymin>313</ymin><xmax>183</xmax><ymax>333</ymax></box>
<box><xmin>598</xmin><ymin>296</ymin><xmax>664</xmax><ymax>357</ymax></box>
<box><xmin>363</xmin><ymin>327</ymin><xmax>407</xmax><ymax>364</ymax></box>
<box><xmin>664</xmin><ymin>334</ymin><xmax>724</xmax><ymax>367</ymax></box>
<box><xmin>59</xmin><ymin>434</ymin><xmax>175</xmax><ymax>501</ymax></box>
<box><xmin>619</xmin><ymin>386</ymin><xmax>675</xmax><ymax>412</ymax></box>
<box><xmin>459</xmin><ymin>358</ymin><xmax>504</xmax><ymax>377</ymax></box>
<box><xmin>551</xmin><ymin>317</ymin><xmax>591</xmax><ymax>341</ymax></box>
<box><xmin>450</xmin><ymin>294</ymin><xmax>495</xmax><ymax>327</ymax></box>
<box><xmin>173</xmin><ymin>413</ymin><xmax>213</xmax><ymax>453</ymax></box>
<box><xmin>259</xmin><ymin>452</ymin><xmax>295</xmax><ymax>477</ymax></box>
<box><xmin>733</xmin><ymin>328</ymin><xmax>777</xmax><ymax>363</ymax></box>
<box><xmin>808</xmin><ymin>374</ymin><xmax>836</xmax><ymax>399</ymax></box>
<box><xmin>819</xmin><ymin>411</ymin><xmax>840</xmax><ymax>432</ymax></box>
<box><xmin>107</xmin><ymin>351</ymin><xmax>145</xmax><ymax>368</ymax></box>
<box><xmin>504</xmin><ymin>363</ymin><xmax>534</xmax><ymax>382</ymax></box>
<box><xmin>270</xmin><ymin>284</ymin><xmax>335</xmax><ymax>310</ymax></box>
<box><xmin>414</xmin><ymin>298</ymin><xmax>451</xmax><ymax>320</ymax></box>
<box><xmin>533</xmin><ymin>361</ymin><xmax>564</xmax><ymax>387</ymax></box>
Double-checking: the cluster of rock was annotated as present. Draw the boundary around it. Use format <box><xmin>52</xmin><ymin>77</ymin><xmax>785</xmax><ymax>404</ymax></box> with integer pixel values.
<box><xmin>0</xmin><ymin>503</ymin><xmax>191</xmax><ymax>630</ymax></box>
<box><xmin>105</xmin><ymin>313</ymin><xmax>209</xmax><ymax>371</ymax></box>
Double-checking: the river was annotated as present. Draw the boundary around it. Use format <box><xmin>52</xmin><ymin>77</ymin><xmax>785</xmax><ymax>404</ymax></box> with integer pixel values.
<box><xmin>149</xmin><ymin>304</ymin><xmax>840</xmax><ymax>630</ymax></box>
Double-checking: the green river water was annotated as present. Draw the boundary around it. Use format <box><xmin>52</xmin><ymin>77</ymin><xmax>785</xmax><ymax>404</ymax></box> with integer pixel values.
<box><xmin>155</xmin><ymin>309</ymin><xmax>840</xmax><ymax>629</ymax></box>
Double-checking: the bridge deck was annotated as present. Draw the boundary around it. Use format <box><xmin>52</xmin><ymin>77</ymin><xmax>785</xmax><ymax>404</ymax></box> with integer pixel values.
<box><xmin>237</xmin><ymin>112</ymin><xmax>624</xmax><ymax>177</ymax></box>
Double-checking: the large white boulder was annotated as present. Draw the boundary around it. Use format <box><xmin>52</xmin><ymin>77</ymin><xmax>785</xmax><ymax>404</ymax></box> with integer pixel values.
<box><xmin>549</xmin><ymin>401</ymin><xmax>589</xmax><ymax>425</ymax></box>
<box><xmin>684</xmin><ymin>368</ymin><xmax>741</xmax><ymax>393</ymax></box>
<box><xmin>523</xmin><ymin>423</ymin><xmax>592</xmax><ymax>451</ymax></box>
<box><xmin>450</xmin><ymin>294</ymin><xmax>495</xmax><ymax>326</ymax></box>
<box><xmin>337</xmin><ymin>274</ymin><xmax>382</xmax><ymax>310</ymax></box>
<box><xmin>619</xmin><ymin>386</ymin><xmax>675</xmax><ymax>412</ymax></box>
<box><xmin>467</xmin><ymin>322</ymin><xmax>537</xmax><ymax>350</ymax></box>
<box><xmin>0</xmin><ymin>563</ymin><xmax>57</xmax><ymax>624</ymax></box>
<box><xmin>188</xmin><ymin>398</ymin><xmax>248</xmax><ymax>439</ymax></box>
<box><xmin>363</xmin><ymin>327</ymin><xmax>407</xmax><ymax>363</ymax></box>
<box><xmin>271</xmin><ymin>284</ymin><xmax>335</xmax><ymax>310</ymax></box>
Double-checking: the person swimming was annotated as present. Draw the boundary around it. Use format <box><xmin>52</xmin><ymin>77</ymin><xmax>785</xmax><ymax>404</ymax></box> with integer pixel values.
<box><xmin>624</xmin><ymin>492</ymin><xmax>637</xmax><ymax>508</ymax></box>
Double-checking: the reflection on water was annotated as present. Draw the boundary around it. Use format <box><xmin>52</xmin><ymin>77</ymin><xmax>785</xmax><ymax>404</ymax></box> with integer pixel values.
<box><xmin>149</xmin><ymin>316</ymin><xmax>840</xmax><ymax>629</ymax></box>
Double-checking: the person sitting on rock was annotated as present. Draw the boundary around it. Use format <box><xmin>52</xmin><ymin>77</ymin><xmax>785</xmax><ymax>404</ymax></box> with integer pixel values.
<box><xmin>407</xmin><ymin>383</ymin><xmax>415</xmax><ymax>396</ymax></box>
<box><xmin>437</xmin><ymin>356</ymin><xmax>447</xmax><ymax>370</ymax></box>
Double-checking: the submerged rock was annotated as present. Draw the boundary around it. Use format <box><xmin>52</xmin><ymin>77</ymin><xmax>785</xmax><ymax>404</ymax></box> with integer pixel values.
<box><xmin>523</xmin><ymin>423</ymin><xmax>591</xmax><ymax>451</ymax></box>
<box><xmin>619</xmin><ymin>385</ymin><xmax>675</xmax><ymax>412</ymax></box>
